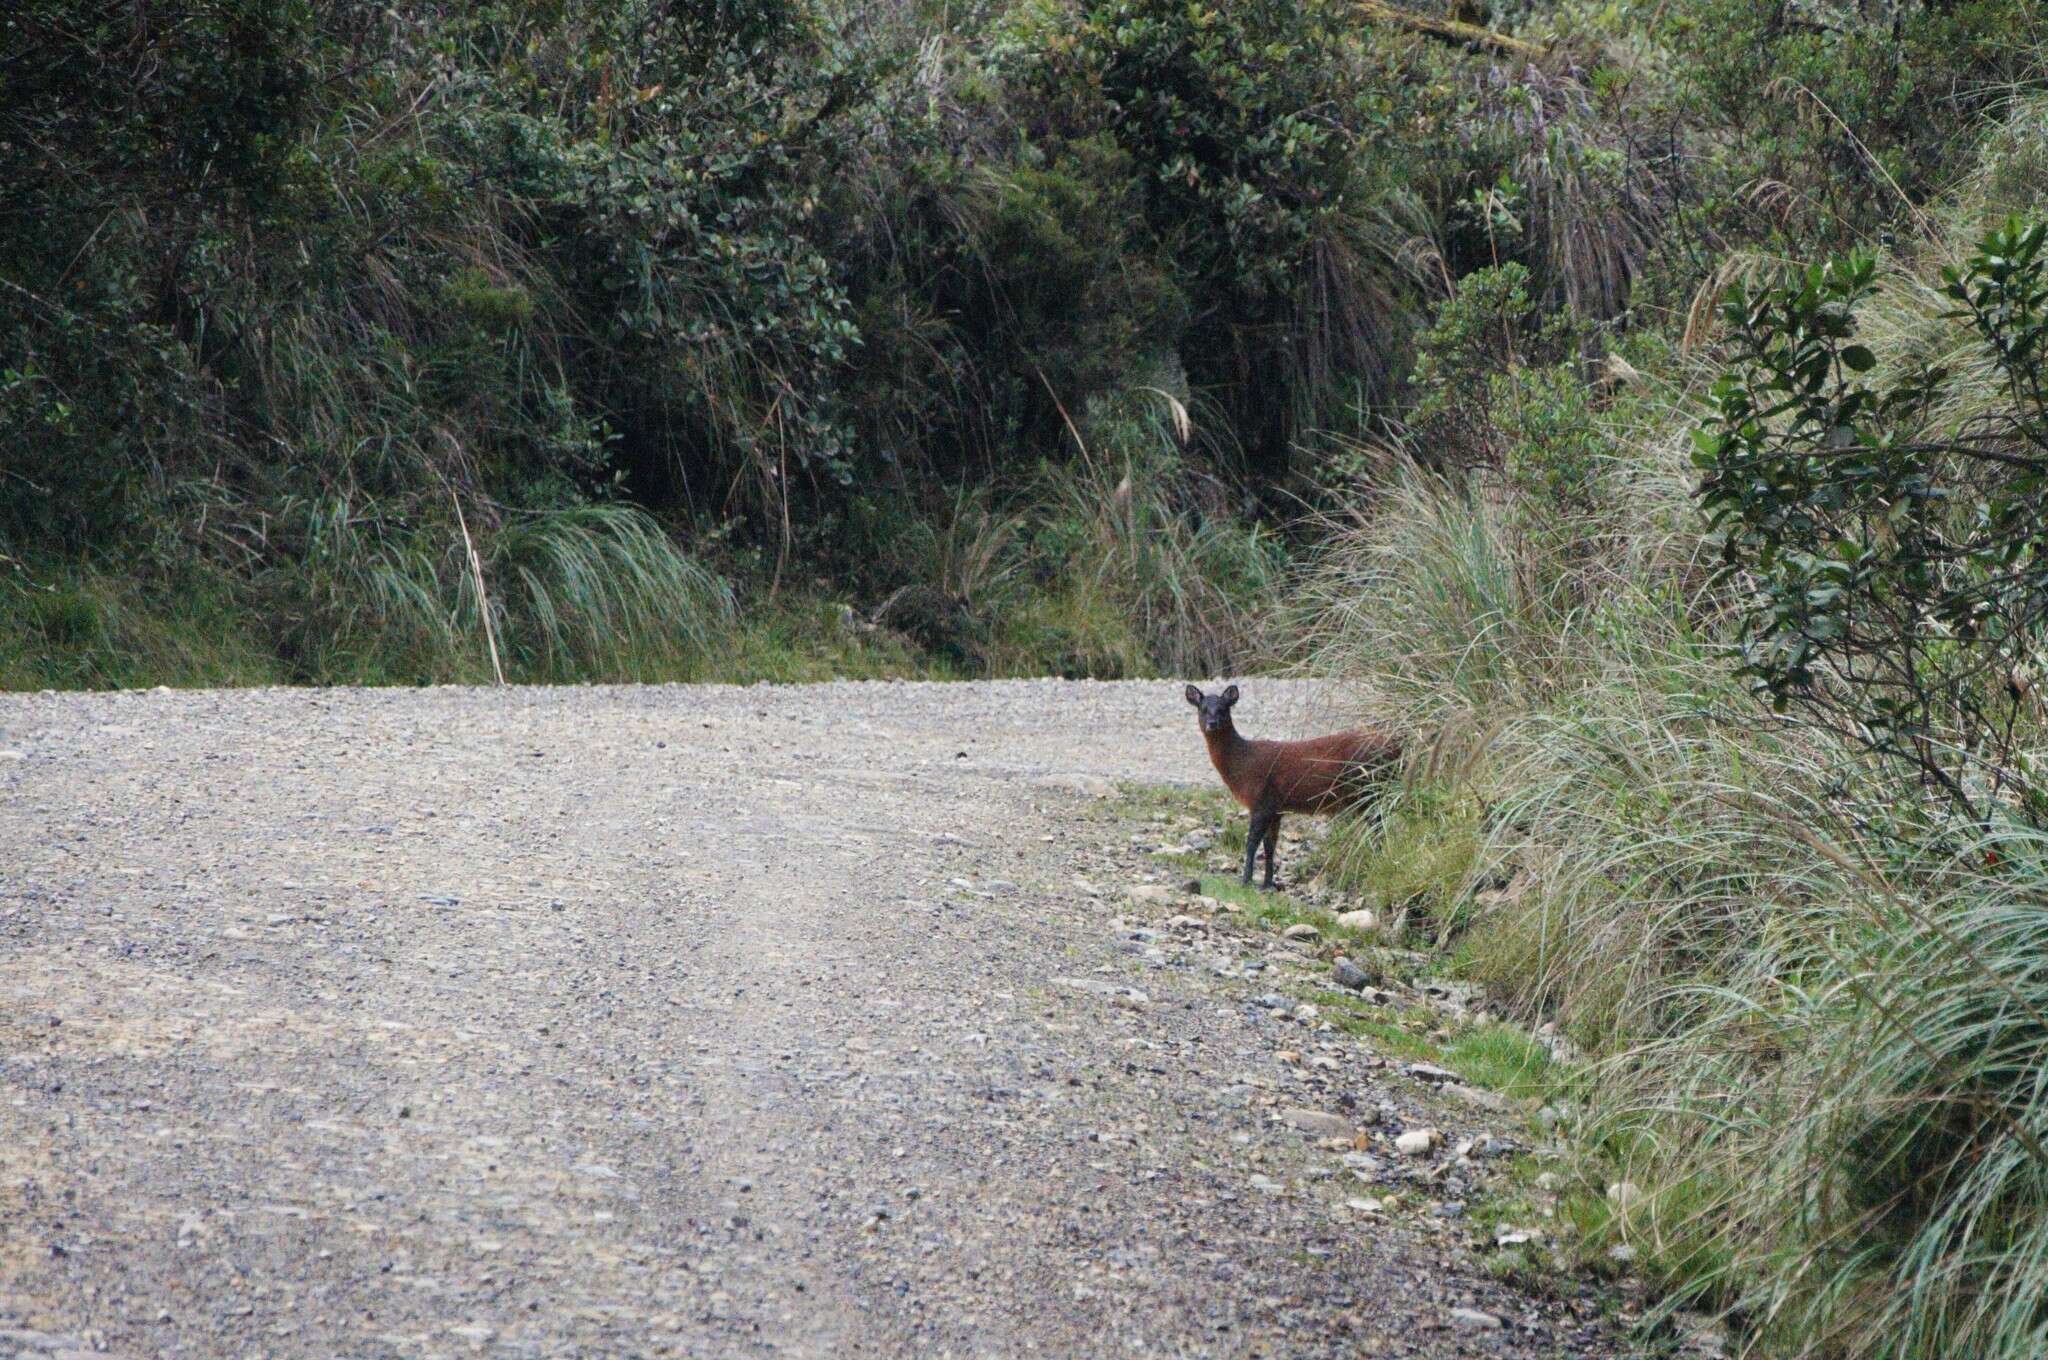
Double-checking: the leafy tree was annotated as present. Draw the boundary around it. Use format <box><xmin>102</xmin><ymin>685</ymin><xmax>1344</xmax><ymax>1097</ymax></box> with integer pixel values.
<box><xmin>1677</xmin><ymin>0</ymin><xmax>2041</xmax><ymax>245</ymax></box>
<box><xmin>1</xmin><ymin>0</ymin><xmax>319</xmax><ymax>539</ymax></box>
<box><xmin>1694</xmin><ymin>218</ymin><xmax>2048</xmax><ymax>825</ymax></box>
<box><xmin>995</xmin><ymin>0</ymin><xmax>1402</xmax><ymax>479</ymax></box>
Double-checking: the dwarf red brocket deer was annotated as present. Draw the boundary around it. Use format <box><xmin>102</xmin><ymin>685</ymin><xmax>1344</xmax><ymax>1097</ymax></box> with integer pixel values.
<box><xmin>1185</xmin><ymin>684</ymin><xmax>1402</xmax><ymax>889</ymax></box>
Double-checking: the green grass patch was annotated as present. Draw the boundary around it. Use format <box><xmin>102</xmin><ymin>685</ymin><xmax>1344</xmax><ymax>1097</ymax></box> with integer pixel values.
<box><xmin>701</xmin><ymin>592</ymin><xmax>950</xmax><ymax>684</ymax></box>
<box><xmin>1107</xmin><ymin>782</ymin><xmax>1238</xmax><ymax>826</ymax></box>
<box><xmin>1</xmin><ymin>562</ymin><xmax>287</xmax><ymax>691</ymax></box>
<box><xmin>1442</xmin><ymin>1024</ymin><xmax>1553</xmax><ymax>1101</ymax></box>
<box><xmin>1197</xmin><ymin>871</ymin><xmax>1390</xmax><ymax>953</ymax></box>
<box><xmin>1306</xmin><ymin>989</ymin><xmax>1445</xmax><ymax>1063</ymax></box>
<box><xmin>1315</xmin><ymin>789</ymin><xmax>1484</xmax><ymax>940</ymax></box>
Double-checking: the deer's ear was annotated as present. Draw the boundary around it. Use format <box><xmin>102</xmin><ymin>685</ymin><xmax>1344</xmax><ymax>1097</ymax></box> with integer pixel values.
<box><xmin>1185</xmin><ymin>684</ymin><xmax>1203</xmax><ymax>706</ymax></box>
<box><xmin>1222</xmin><ymin>684</ymin><xmax>1240</xmax><ymax>704</ymax></box>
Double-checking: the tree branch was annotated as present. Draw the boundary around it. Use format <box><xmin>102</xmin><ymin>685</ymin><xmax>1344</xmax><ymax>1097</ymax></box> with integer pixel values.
<box><xmin>1353</xmin><ymin>2</ymin><xmax>1548</xmax><ymax>61</ymax></box>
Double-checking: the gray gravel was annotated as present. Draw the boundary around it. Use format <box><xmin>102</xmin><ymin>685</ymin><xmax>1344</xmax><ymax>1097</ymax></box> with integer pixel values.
<box><xmin>0</xmin><ymin>680</ymin><xmax>1615</xmax><ymax>1358</ymax></box>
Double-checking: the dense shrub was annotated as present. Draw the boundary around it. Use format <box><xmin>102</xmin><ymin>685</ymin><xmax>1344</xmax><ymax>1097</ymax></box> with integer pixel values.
<box><xmin>1301</xmin><ymin>101</ymin><xmax>2048</xmax><ymax>1360</ymax></box>
<box><xmin>1676</xmin><ymin>0</ymin><xmax>2045</xmax><ymax>247</ymax></box>
<box><xmin>1696</xmin><ymin>220</ymin><xmax>2048</xmax><ymax>826</ymax></box>
<box><xmin>993</xmin><ymin>0</ymin><xmax>1416</xmax><ymax>477</ymax></box>
<box><xmin>5</xmin><ymin>0</ymin><xmax>2040</xmax><ymax>691</ymax></box>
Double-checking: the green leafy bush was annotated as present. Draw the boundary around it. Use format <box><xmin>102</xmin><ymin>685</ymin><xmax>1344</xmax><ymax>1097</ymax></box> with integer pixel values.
<box><xmin>1408</xmin><ymin>262</ymin><xmax>1578</xmax><ymax>471</ymax></box>
<box><xmin>1695</xmin><ymin>218</ymin><xmax>2048</xmax><ymax>826</ymax></box>
<box><xmin>1676</xmin><ymin>0</ymin><xmax>2044</xmax><ymax>245</ymax></box>
<box><xmin>994</xmin><ymin>0</ymin><xmax>1410</xmax><ymax>475</ymax></box>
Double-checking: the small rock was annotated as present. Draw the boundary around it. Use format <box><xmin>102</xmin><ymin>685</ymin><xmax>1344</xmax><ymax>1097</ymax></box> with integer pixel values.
<box><xmin>1494</xmin><ymin>1228</ymin><xmax>1536</xmax><ymax>1248</ymax></box>
<box><xmin>1430</xmin><ymin>1200</ymin><xmax>1465</xmax><ymax>1219</ymax></box>
<box><xmin>1330</xmin><ymin>957</ymin><xmax>1373</xmax><ymax>991</ymax></box>
<box><xmin>1607</xmin><ymin>1180</ymin><xmax>1643</xmax><ymax>1210</ymax></box>
<box><xmin>1164</xmin><ymin>914</ymin><xmax>1207</xmax><ymax>931</ymax></box>
<box><xmin>1248</xmin><ymin>1174</ymin><xmax>1286</xmax><ymax>1196</ymax></box>
<box><xmin>1278</xmin><ymin>1108</ymin><xmax>1352</xmax><ymax>1139</ymax></box>
<box><xmin>0</xmin><ymin>1331</ymin><xmax>86</xmax><ymax>1351</ymax></box>
<box><xmin>1447</xmin><ymin>1307</ymin><xmax>1502</xmax><ymax>1332</ymax></box>
<box><xmin>1406</xmin><ymin>1063</ymin><xmax>1459</xmax><ymax>1084</ymax></box>
<box><xmin>265</xmin><ymin>912</ymin><xmax>295</xmax><ymax>926</ymax></box>
<box><xmin>1607</xmin><ymin>1242</ymin><xmax>1638</xmax><ymax>1265</ymax></box>
<box><xmin>1533</xmin><ymin>1172</ymin><xmax>1561</xmax><ymax>1192</ymax></box>
<box><xmin>1126</xmin><ymin>885</ymin><xmax>1176</xmax><ymax>906</ymax></box>
<box><xmin>1395</xmin><ymin>1128</ymin><xmax>1442</xmax><ymax>1156</ymax></box>
<box><xmin>1038</xmin><ymin>774</ymin><xmax>1114</xmax><ymax>799</ymax></box>
<box><xmin>1281</xmin><ymin>922</ymin><xmax>1320</xmax><ymax>942</ymax></box>
<box><xmin>1291</xmin><ymin>1003</ymin><xmax>1319</xmax><ymax>1024</ymax></box>
<box><xmin>1253</xmin><ymin>993</ymin><xmax>1291</xmax><ymax>1010</ymax></box>
<box><xmin>1344</xmin><ymin>1196</ymin><xmax>1383</xmax><ymax>1213</ymax></box>
<box><xmin>1336</xmin><ymin>908</ymin><xmax>1378</xmax><ymax>930</ymax></box>
<box><xmin>1672</xmin><ymin>1311</ymin><xmax>1730</xmax><ymax>1358</ymax></box>
<box><xmin>1537</xmin><ymin>1019</ymin><xmax>1583</xmax><ymax>1055</ymax></box>
<box><xmin>1444</xmin><ymin>1082</ymin><xmax>1508</xmax><ymax>1112</ymax></box>
<box><xmin>1053</xmin><ymin>976</ymin><xmax>1148</xmax><ymax>1009</ymax></box>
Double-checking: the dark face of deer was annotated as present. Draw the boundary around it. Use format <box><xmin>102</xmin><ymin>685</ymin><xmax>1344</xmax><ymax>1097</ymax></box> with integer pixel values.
<box><xmin>1185</xmin><ymin>683</ymin><xmax>1240</xmax><ymax>735</ymax></box>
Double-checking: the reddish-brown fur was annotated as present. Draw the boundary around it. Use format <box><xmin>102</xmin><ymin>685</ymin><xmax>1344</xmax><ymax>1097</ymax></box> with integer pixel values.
<box><xmin>1203</xmin><ymin>727</ymin><xmax>1402</xmax><ymax>816</ymax></box>
<box><xmin>1186</xmin><ymin>683</ymin><xmax>1401</xmax><ymax>888</ymax></box>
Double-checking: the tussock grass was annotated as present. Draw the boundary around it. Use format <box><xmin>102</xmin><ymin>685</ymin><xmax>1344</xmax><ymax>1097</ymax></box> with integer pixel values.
<box><xmin>0</xmin><ymin>561</ymin><xmax>284</xmax><ymax>690</ymax></box>
<box><xmin>1295</xmin><ymin>105</ymin><xmax>2048</xmax><ymax>1358</ymax></box>
<box><xmin>1016</xmin><ymin>399</ymin><xmax>1286</xmax><ymax>678</ymax></box>
<box><xmin>487</xmin><ymin>504</ymin><xmax>734</xmax><ymax>681</ymax></box>
<box><xmin>10</xmin><ymin>493</ymin><xmax>738</xmax><ymax>689</ymax></box>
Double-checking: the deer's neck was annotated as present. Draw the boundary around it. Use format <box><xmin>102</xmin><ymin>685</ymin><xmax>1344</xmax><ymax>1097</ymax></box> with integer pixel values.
<box><xmin>1204</xmin><ymin>725</ymin><xmax>1248</xmax><ymax>775</ymax></box>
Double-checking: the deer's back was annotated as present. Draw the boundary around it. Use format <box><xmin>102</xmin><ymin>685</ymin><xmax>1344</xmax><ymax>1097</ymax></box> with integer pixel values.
<box><xmin>1228</xmin><ymin>729</ymin><xmax>1401</xmax><ymax>814</ymax></box>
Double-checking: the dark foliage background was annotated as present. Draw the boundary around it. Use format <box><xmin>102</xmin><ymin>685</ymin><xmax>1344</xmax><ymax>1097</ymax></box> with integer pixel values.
<box><xmin>1</xmin><ymin>0</ymin><xmax>2036</xmax><ymax>684</ymax></box>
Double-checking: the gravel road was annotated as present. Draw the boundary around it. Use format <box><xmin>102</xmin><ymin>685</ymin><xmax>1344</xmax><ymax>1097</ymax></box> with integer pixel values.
<box><xmin>0</xmin><ymin>680</ymin><xmax>1615</xmax><ymax>1359</ymax></box>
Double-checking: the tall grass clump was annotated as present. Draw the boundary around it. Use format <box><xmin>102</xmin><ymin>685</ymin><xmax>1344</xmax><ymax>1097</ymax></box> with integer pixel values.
<box><xmin>0</xmin><ymin>560</ymin><xmax>284</xmax><ymax>691</ymax></box>
<box><xmin>487</xmin><ymin>504</ymin><xmax>734</xmax><ymax>681</ymax></box>
<box><xmin>1003</xmin><ymin>395</ymin><xmax>1287</xmax><ymax>678</ymax></box>
<box><xmin>200</xmin><ymin>491</ymin><xmax>732</xmax><ymax>685</ymax></box>
<box><xmin>1297</xmin><ymin>102</ymin><xmax>2048</xmax><ymax>1357</ymax></box>
<box><xmin>1591</xmin><ymin>822</ymin><xmax>2048</xmax><ymax>1358</ymax></box>
<box><xmin>1295</xmin><ymin>428</ymin><xmax>1817</xmax><ymax>1049</ymax></box>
